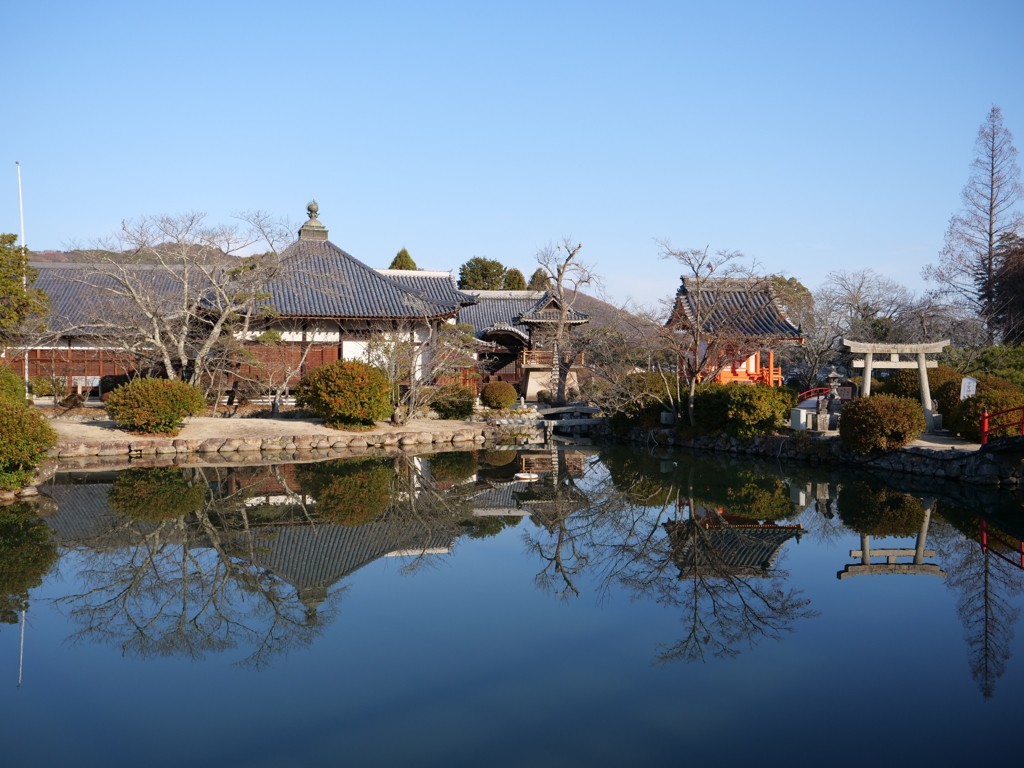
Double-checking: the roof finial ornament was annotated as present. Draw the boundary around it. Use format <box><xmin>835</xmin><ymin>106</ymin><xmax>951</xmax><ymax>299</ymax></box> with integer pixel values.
<box><xmin>307</xmin><ymin>200</ymin><xmax>320</xmax><ymax>220</ymax></box>
<box><xmin>298</xmin><ymin>199</ymin><xmax>329</xmax><ymax>241</ymax></box>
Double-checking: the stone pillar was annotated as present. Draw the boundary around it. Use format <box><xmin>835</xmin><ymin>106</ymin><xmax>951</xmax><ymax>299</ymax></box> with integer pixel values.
<box><xmin>914</xmin><ymin>503</ymin><xmax>933</xmax><ymax>565</ymax></box>
<box><xmin>862</xmin><ymin>353</ymin><xmax>874</xmax><ymax>396</ymax></box>
<box><xmin>861</xmin><ymin>534</ymin><xmax>871</xmax><ymax>565</ymax></box>
<box><xmin>917</xmin><ymin>352</ymin><xmax>934</xmax><ymax>431</ymax></box>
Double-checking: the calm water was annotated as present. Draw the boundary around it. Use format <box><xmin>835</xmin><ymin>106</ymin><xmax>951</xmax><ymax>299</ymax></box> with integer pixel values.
<box><xmin>2</xmin><ymin>446</ymin><xmax>1023</xmax><ymax>767</ymax></box>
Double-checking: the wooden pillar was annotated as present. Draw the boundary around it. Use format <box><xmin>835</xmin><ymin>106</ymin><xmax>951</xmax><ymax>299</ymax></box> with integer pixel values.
<box><xmin>862</xmin><ymin>353</ymin><xmax>874</xmax><ymax>396</ymax></box>
<box><xmin>768</xmin><ymin>349</ymin><xmax>775</xmax><ymax>385</ymax></box>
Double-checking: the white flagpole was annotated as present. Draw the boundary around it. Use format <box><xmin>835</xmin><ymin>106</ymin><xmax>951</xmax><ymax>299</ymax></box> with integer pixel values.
<box><xmin>15</xmin><ymin>161</ymin><xmax>29</xmax><ymax>394</ymax></box>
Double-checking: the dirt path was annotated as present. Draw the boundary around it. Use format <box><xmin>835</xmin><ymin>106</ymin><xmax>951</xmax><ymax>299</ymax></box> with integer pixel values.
<box><xmin>51</xmin><ymin>416</ymin><xmax>477</xmax><ymax>443</ymax></box>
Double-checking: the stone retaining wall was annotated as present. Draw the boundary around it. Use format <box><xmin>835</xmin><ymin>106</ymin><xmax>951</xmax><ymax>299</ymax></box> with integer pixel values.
<box><xmin>605</xmin><ymin>424</ymin><xmax>1024</xmax><ymax>488</ymax></box>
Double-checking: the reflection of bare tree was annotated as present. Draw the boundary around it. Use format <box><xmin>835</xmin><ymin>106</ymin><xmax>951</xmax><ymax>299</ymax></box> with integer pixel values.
<box><xmin>930</xmin><ymin>512</ymin><xmax>1024</xmax><ymax>698</ymax></box>
<box><xmin>651</xmin><ymin>514</ymin><xmax>813</xmax><ymax>662</ymax></box>
<box><xmin>56</xmin><ymin>465</ymin><xmax>338</xmax><ymax>669</ymax></box>
<box><xmin>517</xmin><ymin>449</ymin><xmax>816</xmax><ymax>660</ymax></box>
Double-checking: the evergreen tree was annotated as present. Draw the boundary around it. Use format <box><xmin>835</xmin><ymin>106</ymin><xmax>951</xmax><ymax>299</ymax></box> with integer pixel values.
<box><xmin>503</xmin><ymin>268</ymin><xmax>527</xmax><ymax>290</ymax></box>
<box><xmin>458</xmin><ymin>257</ymin><xmax>507</xmax><ymax>289</ymax></box>
<box><xmin>389</xmin><ymin>248</ymin><xmax>418</xmax><ymax>270</ymax></box>
<box><xmin>0</xmin><ymin>234</ymin><xmax>46</xmax><ymax>339</ymax></box>
<box><xmin>527</xmin><ymin>267</ymin><xmax>551</xmax><ymax>291</ymax></box>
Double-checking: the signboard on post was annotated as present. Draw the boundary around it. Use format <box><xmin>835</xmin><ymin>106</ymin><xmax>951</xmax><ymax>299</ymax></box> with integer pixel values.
<box><xmin>960</xmin><ymin>376</ymin><xmax>978</xmax><ymax>401</ymax></box>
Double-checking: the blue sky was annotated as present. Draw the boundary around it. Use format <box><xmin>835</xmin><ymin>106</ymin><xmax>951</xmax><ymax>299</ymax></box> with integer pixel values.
<box><xmin>4</xmin><ymin>0</ymin><xmax>1023</xmax><ymax>307</ymax></box>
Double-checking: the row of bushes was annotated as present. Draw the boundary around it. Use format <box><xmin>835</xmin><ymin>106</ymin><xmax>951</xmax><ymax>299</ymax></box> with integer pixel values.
<box><xmin>609</xmin><ymin>373</ymin><xmax>796</xmax><ymax>440</ymax></box>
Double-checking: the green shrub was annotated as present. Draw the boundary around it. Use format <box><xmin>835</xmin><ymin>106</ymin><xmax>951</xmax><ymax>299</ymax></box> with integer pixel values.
<box><xmin>0</xmin><ymin>503</ymin><xmax>59</xmax><ymax>623</ymax></box>
<box><xmin>297</xmin><ymin>458</ymin><xmax>393</xmax><ymax>526</ymax></box>
<box><xmin>536</xmin><ymin>389</ymin><xmax>553</xmax><ymax>404</ymax></box>
<box><xmin>0</xmin><ymin>366</ymin><xmax>27</xmax><ymax>407</ymax></box>
<box><xmin>849</xmin><ymin>376</ymin><xmax>885</xmax><ymax>395</ymax></box>
<box><xmin>885</xmin><ymin>365</ymin><xmax>961</xmax><ymax>407</ymax></box>
<box><xmin>431</xmin><ymin>384</ymin><xmax>476</xmax><ymax>420</ymax></box>
<box><xmin>946</xmin><ymin>390</ymin><xmax>1024</xmax><ymax>443</ymax></box>
<box><xmin>104</xmin><ymin>378</ymin><xmax>206</xmax><ymax>435</ymax></box>
<box><xmin>693</xmin><ymin>383</ymin><xmax>796</xmax><ymax>439</ymax></box>
<box><xmin>934</xmin><ymin>372</ymin><xmax>1021</xmax><ymax>417</ymax></box>
<box><xmin>107</xmin><ymin>468</ymin><xmax>208</xmax><ymax>522</ymax></box>
<box><xmin>28</xmin><ymin>376</ymin><xmax>54</xmax><ymax>398</ymax></box>
<box><xmin>296</xmin><ymin>360</ymin><xmax>391</xmax><ymax>429</ymax></box>
<box><xmin>838</xmin><ymin>394</ymin><xmax>926</xmax><ymax>454</ymax></box>
<box><xmin>0</xmin><ymin>403</ymin><xmax>57</xmax><ymax>490</ymax></box>
<box><xmin>481</xmin><ymin>381</ymin><xmax>518</xmax><ymax>409</ymax></box>
<box><xmin>427</xmin><ymin>451</ymin><xmax>479</xmax><ymax>483</ymax></box>
<box><xmin>481</xmin><ymin>449</ymin><xmax>517</xmax><ymax>467</ymax></box>
<box><xmin>838</xmin><ymin>482</ymin><xmax>925</xmax><ymax>537</ymax></box>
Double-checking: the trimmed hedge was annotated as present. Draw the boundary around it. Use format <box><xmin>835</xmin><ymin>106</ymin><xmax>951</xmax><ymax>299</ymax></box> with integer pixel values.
<box><xmin>297</xmin><ymin>458</ymin><xmax>393</xmax><ymax>526</ymax></box>
<box><xmin>481</xmin><ymin>381</ymin><xmax>518</xmax><ymax>410</ymax></box>
<box><xmin>692</xmin><ymin>383</ymin><xmax>796</xmax><ymax>439</ymax></box>
<box><xmin>296</xmin><ymin>360</ymin><xmax>391</xmax><ymax>429</ymax></box>
<box><xmin>427</xmin><ymin>451</ymin><xmax>478</xmax><ymax>483</ymax></box>
<box><xmin>0</xmin><ymin>402</ymin><xmax>58</xmax><ymax>490</ymax></box>
<box><xmin>946</xmin><ymin>390</ymin><xmax>1024</xmax><ymax>443</ymax></box>
<box><xmin>481</xmin><ymin>449</ymin><xmax>517</xmax><ymax>467</ymax></box>
<box><xmin>885</xmin><ymin>364</ymin><xmax>961</xmax><ymax>410</ymax></box>
<box><xmin>107</xmin><ymin>468</ymin><xmax>208</xmax><ymax>522</ymax></box>
<box><xmin>838</xmin><ymin>482</ymin><xmax>925</xmax><ymax>537</ymax></box>
<box><xmin>934</xmin><ymin>372</ymin><xmax>1021</xmax><ymax>418</ymax></box>
<box><xmin>104</xmin><ymin>378</ymin><xmax>206</xmax><ymax>435</ymax></box>
<box><xmin>431</xmin><ymin>384</ymin><xmax>476</xmax><ymax>420</ymax></box>
<box><xmin>838</xmin><ymin>394</ymin><xmax>926</xmax><ymax>454</ymax></box>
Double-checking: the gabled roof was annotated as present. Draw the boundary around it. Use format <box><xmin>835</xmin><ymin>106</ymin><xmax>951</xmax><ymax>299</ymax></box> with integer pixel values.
<box><xmin>375</xmin><ymin>269</ymin><xmax>477</xmax><ymax>310</ymax></box>
<box><xmin>519</xmin><ymin>293</ymin><xmax>589</xmax><ymax>325</ymax></box>
<box><xmin>459</xmin><ymin>290</ymin><xmax>590</xmax><ymax>340</ymax></box>
<box><xmin>668</xmin><ymin>277</ymin><xmax>802</xmax><ymax>341</ymax></box>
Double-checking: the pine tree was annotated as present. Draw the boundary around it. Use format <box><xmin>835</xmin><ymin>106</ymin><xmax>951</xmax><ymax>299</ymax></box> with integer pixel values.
<box><xmin>389</xmin><ymin>248</ymin><xmax>418</xmax><ymax>270</ymax></box>
<box><xmin>457</xmin><ymin>257</ymin><xmax>507</xmax><ymax>289</ymax></box>
<box><xmin>503</xmin><ymin>268</ymin><xmax>527</xmax><ymax>290</ymax></box>
<box><xmin>527</xmin><ymin>267</ymin><xmax>551</xmax><ymax>291</ymax></box>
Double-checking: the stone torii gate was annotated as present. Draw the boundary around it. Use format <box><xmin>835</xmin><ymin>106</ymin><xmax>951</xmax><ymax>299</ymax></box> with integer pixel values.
<box><xmin>843</xmin><ymin>339</ymin><xmax>949</xmax><ymax>431</ymax></box>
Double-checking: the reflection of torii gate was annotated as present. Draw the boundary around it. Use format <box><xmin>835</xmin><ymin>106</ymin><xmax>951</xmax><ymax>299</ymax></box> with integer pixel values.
<box><xmin>843</xmin><ymin>339</ymin><xmax>948</xmax><ymax>430</ymax></box>
<box><xmin>837</xmin><ymin>498</ymin><xmax>946</xmax><ymax>579</ymax></box>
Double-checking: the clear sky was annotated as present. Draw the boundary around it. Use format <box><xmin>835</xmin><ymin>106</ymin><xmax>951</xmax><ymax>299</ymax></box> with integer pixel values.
<box><xmin>4</xmin><ymin>0</ymin><xmax>1023</xmax><ymax>308</ymax></box>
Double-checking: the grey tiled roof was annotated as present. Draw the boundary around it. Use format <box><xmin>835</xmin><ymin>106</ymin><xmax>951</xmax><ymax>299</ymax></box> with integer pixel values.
<box><xmin>31</xmin><ymin>263</ymin><xmax>182</xmax><ymax>336</ymax></box>
<box><xmin>669</xmin><ymin>278</ymin><xmax>802</xmax><ymax>340</ymax></box>
<box><xmin>459</xmin><ymin>290</ymin><xmax>545</xmax><ymax>340</ymax></box>
<box><xmin>375</xmin><ymin>270</ymin><xmax>477</xmax><ymax>310</ymax></box>
<box><xmin>268</xmin><ymin>240</ymin><xmax>461</xmax><ymax>319</ymax></box>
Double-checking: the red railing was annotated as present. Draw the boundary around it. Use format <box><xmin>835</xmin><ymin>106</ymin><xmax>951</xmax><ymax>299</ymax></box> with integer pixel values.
<box><xmin>798</xmin><ymin>387</ymin><xmax>830</xmax><ymax>401</ymax></box>
<box><xmin>981</xmin><ymin>518</ymin><xmax>1024</xmax><ymax>570</ymax></box>
<box><xmin>980</xmin><ymin>405</ymin><xmax>1024</xmax><ymax>445</ymax></box>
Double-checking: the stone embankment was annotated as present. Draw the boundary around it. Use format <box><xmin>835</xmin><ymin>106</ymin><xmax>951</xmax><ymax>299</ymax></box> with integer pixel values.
<box><xmin>607</xmin><ymin>424</ymin><xmax>1024</xmax><ymax>488</ymax></box>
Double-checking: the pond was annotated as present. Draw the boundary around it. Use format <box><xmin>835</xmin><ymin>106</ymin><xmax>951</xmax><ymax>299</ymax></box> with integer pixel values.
<box><xmin>1</xmin><ymin>445</ymin><xmax>1023</xmax><ymax>767</ymax></box>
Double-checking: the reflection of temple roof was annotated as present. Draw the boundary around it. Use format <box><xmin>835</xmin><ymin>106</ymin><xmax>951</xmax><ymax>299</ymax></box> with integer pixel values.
<box><xmin>470</xmin><ymin>481</ymin><xmax>536</xmax><ymax>515</ymax></box>
<box><xmin>238</xmin><ymin>522</ymin><xmax>460</xmax><ymax>594</ymax></box>
<box><xmin>665</xmin><ymin>519</ymin><xmax>802</xmax><ymax>578</ymax></box>
<box><xmin>45</xmin><ymin>483</ymin><xmax>144</xmax><ymax>547</ymax></box>
<box><xmin>43</xmin><ymin>480</ymin><xmax>460</xmax><ymax>595</ymax></box>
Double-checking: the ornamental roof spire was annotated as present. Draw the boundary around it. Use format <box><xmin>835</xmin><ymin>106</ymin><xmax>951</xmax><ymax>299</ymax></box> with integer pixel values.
<box><xmin>298</xmin><ymin>199</ymin><xmax>329</xmax><ymax>241</ymax></box>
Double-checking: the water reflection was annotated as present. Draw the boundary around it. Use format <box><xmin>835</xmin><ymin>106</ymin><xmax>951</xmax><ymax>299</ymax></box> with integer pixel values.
<box><xmin>4</xmin><ymin>444</ymin><xmax>1024</xmax><ymax>698</ymax></box>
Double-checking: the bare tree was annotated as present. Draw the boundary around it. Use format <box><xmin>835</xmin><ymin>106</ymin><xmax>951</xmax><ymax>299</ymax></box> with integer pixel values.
<box><xmin>924</xmin><ymin>106</ymin><xmax>1024</xmax><ymax>328</ymax></box>
<box><xmin>535</xmin><ymin>239</ymin><xmax>595</xmax><ymax>402</ymax></box>
<box><xmin>654</xmin><ymin>245</ymin><xmax>781</xmax><ymax>426</ymax></box>
<box><xmin>62</xmin><ymin>211</ymin><xmax>294</xmax><ymax>387</ymax></box>
<box><xmin>366</xmin><ymin>320</ymin><xmax>478</xmax><ymax>425</ymax></box>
